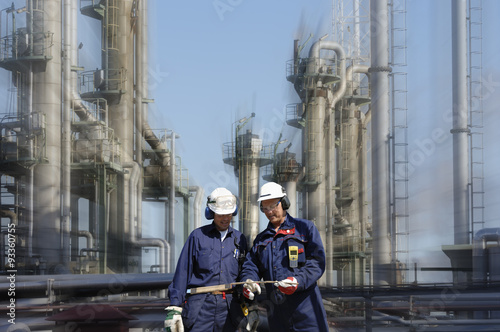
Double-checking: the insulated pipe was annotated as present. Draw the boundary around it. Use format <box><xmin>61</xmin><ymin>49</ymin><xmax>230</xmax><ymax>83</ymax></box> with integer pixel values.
<box><xmin>71</xmin><ymin>94</ymin><xmax>98</xmax><ymax>122</ymax></box>
<box><xmin>472</xmin><ymin>228</ymin><xmax>500</xmax><ymax>283</ymax></box>
<box><xmin>77</xmin><ymin>230</ymin><xmax>94</xmax><ymax>250</ymax></box>
<box><xmin>137</xmin><ymin>0</ymin><xmax>173</xmax><ymax>274</ymax></box>
<box><xmin>125</xmin><ymin>162</ymin><xmax>169</xmax><ymax>274</ymax></box>
<box><xmin>282</xmin><ymin>181</ymin><xmax>297</xmax><ymax>216</ymax></box>
<box><xmin>135</xmin><ymin>0</ymin><xmax>145</xmax><ymax>253</ymax></box>
<box><xmin>370</xmin><ymin>0</ymin><xmax>392</xmax><ymax>285</ymax></box>
<box><xmin>0</xmin><ymin>273</ymin><xmax>174</xmax><ymax>299</ymax></box>
<box><xmin>28</xmin><ymin>167</ymin><xmax>34</xmax><ymax>258</ymax></box>
<box><xmin>359</xmin><ymin>109</ymin><xmax>369</xmax><ymax>282</ymax></box>
<box><xmin>143</xmin><ymin>124</ymin><xmax>170</xmax><ymax>166</ymax></box>
<box><xmin>141</xmin><ymin>0</ymin><xmax>149</xmax><ymax>121</ymax></box>
<box><xmin>451</xmin><ymin>0</ymin><xmax>470</xmax><ymax>246</ymax></box>
<box><xmin>0</xmin><ymin>209</ymin><xmax>17</xmax><ymax>224</ymax></box>
<box><xmin>189</xmin><ymin>186</ymin><xmax>204</xmax><ymax>230</ymax></box>
<box><xmin>62</xmin><ymin>0</ymin><xmax>72</xmax><ymax>269</ymax></box>
<box><xmin>346</xmin><ymin>65</ymin><xmax>370</xmax><ymax>94</ymax></box>
<box><xmin>135</xmin><ymin>0</ymin><xmax>143</xmax><ymax>168</ymax></box>
<box><xmin>69</xmin><ymin>0</ymin><xmax>96</xmax><ymax>123</ymax></box>
<box><xmin>137</xmin><ymin>0</ymin><xmax>168</xmax><ymax>167</ymax></box>
<box><xmin>169</xmin><ymin>134</ymin><xmax>177</xmax><ymax>272</ymax></box>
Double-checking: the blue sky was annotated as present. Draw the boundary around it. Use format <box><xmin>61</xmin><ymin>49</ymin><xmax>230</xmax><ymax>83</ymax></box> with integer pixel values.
<box><xmin>146</xmin><ymin>0</ymin><xmax>333</xmax><ymax>195</ymax></box>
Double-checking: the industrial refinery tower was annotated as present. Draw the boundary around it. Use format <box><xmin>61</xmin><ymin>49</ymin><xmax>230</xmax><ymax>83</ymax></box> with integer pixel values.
<box><xmin>0</xmin><ymin>0</ymin><xmax>191</xmax><ymax>277</ymax></box>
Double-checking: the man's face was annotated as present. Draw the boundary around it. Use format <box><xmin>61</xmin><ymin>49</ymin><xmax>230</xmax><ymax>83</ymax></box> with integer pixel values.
<box><xmin>213</xmin><ymin>212</ymin><xmax>232</xmax><ymax>231</ymax></box>
<box><xmin>261</xmin><ymin>198</ymin><xmax>285</xmax><ymax>227</ymax></box>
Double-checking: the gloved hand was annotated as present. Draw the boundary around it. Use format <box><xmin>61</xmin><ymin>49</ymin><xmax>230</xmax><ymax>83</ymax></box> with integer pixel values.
<box><xmin>274</xmin><ymin>277</ymin><xmax>298</xmax><ymax>295</ymax></box>
<box><xmin>245</xmin><ymin>305</ymin><xmax>260</xmax><ymax>332</ymax></box>
<box><xmin>164</xmin><ymin>306</ymin><xmax>184</xmax><ymax>332</ymax></box>
<box><xmin>243</xmin><ymin>279</ymin><xmax>261</xmax><ymax>300</ymax></box>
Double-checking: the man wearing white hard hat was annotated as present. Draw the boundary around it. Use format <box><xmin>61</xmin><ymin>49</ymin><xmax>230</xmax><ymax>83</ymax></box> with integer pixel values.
<box><xmin>240</xmin><ymin>182</ymin><xmax>329</xmax><ymax>331</ymax></box>
<box><xmin>165</xmin><ymin>188</ymin><xmax>248</xmax><ymax>332</ymax></box>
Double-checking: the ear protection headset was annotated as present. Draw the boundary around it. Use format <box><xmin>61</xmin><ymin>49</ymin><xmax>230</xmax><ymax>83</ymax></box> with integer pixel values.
<box><xmin>280</xmin><ymin>194</ymin><xmax>291</xmax><ymax>210</ymax></box>
<box><xmin>205</xmin><ymin>201</ymin><xmax>238</xmax><ymax>220</ymax></box>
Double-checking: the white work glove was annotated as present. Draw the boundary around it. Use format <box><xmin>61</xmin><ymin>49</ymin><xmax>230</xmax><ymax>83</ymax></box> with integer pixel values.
<box><xmin>242</xmin><ymin>279</ymin><xmax>261</xmax><ymax>300</ymax></box>
<box><xmin>274</xmin><ymin>277</ymin><xmax>298</xmax><ymax>295</ymax></box>
<box><xmin>245</xmin><ymin>306</ymin><xmax>260</xmax><ymax>332</ymax></box>
<box><xmin>164</xmin><ymin>306</ymin><xmax>184</xmax><ymax>332</ymax></box>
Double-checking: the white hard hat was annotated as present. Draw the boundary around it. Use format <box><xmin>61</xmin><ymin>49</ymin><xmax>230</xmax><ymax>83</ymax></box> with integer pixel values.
<box><xmin>257</xmin><ymin>182</ymin><xmax>286</xmax><ymax>202</ymax></box>
<box><xmin>207</xmin><ymin>187</ymin><xmax>237</xmax><ymax>215</ymax></box>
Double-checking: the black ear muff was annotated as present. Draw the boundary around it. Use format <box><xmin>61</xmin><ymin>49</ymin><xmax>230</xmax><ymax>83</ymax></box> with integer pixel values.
<box><xmin>280</xmin><ymin>196</ymin><xmax>290</xmax><ymax>210</ymax></box>
<box><xmin>205</xmin><ymin>207</ymin><xmax>215</xmax><ymax>220</ymax></box>
<box><xmin>232</xmin><ymin>205</ymin><xmax>238</xmax><ymax>216</ymax></box>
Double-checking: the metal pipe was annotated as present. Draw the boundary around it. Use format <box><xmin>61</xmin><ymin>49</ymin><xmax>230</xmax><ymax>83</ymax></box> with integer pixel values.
<box><xmin>28</xmin><ymin>166</ymin><xmax>34</xmax><ymax>258</ymax></box>
<box><xmin>142</xmin><ymin>0</ymin><xmax>149</xmax><ymax>121</ymax></box>
<box><xmin>61</xmin><ymin>0</ymin><xmax>72</xmax><ymax>269</ymax></box>
<box><xmin>451</xmin><ymin>0</ymin><xmax>470</xmax><ymax>246</ymax></box>
<box><xmin>472</xmin><ymin>228</ymin><xmax>500</xmax><ymax>283</ymax></box>
<box><xmin>370</xmin><ymin>0</ymin><xmax>392</xmax><ymax>285</ymax></box>
<box><xmin>189</xmin><ymin>186</ymin><xmax>204</xmax><ymax>230</ymax></box>
<box><xmin>0</xmin><ymin>209</ymin><xmax>17</xmax><ymax>224</ymax></box>
<box><xmin>0</xmin><ymin>273</ymin><xmax>174</xmax><ymax>299</ymax></box>
<box><xmin>142</xmin><ymin>124</ymin><xmax>170</xmax><ymax>165</ymax></box>
<box><xmin>135</xmin><ymin>0</ymin><xmax>145</xmax><ymax>256</ymax></box>
<box><xmin>169</xmin><ymin>134</ymin><xmax>177</xmax><ymax>272</ymax></box>
<box><xmin>346</xmin><ymin>65</ymin><xmax>370</xmax><ymax>93</ymax></box>
<box><xmin>125</xmin><ymin>162</ymin><xmax>169</xmax><ymax>274</ymax></box>
<box><xmin>68</xmin><ymin>0</ymin><xmax>96</xmax><ymax>123</ymax></box>
<box><xmin>77</xmin><ymin>230</ymin><xmax>94</xmax><ymax>250</ymax></box>
<box><xmin>282</xmin><ymin>181</ymin><xmax>297</xmax><ymax>216</ymax></box>
<box><xmin>135</xmin><ymin>0</ymin><xmax>143</xmax><ymax>167</ymax></box>
<box><xmin>359</xmin><ymin>109</ymin><xmax>369</xmax><ymax>283</ymax></box>
<box><xmin>135</xmin><ymin>0</ymin><xmax>169</xmax><ymax>168</ymax></box>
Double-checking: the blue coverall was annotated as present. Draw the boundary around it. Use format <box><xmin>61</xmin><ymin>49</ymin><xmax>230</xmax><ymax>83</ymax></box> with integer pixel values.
<box><xmin>168</xmin><ymin>223</ymin><xmax>247</xmax><ymax>332</ymax></box>
<box><xmin>240</xmin><ymin>213</ymin><xmax>329</xmax><ymax>331</ymax></box>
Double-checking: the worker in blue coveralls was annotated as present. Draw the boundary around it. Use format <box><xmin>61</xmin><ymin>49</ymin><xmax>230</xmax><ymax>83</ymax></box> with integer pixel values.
<box><xmin>240</xmin><ymin>182</ymin><xmax>329</xmax><ymax>331</ymax></box>
<box><xmin>165</xmin><ymin>187</ymin><xmax>248</xmax><ymax>332</ymax></box>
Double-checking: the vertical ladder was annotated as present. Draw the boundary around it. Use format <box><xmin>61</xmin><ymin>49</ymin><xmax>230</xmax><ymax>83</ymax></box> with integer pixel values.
<box><xmin>468</xmin><ymin>0</ymin><xmax>484</xmax><ymax>237</ymax></box>
<box><xmin>389</xmin><ymin>0</ymin><xmax>409</xmax><ymax>283</ymax></box>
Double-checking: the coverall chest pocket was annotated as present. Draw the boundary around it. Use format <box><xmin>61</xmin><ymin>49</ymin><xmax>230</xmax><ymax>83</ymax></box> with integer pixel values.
<box><xmin>196</xmin><ymin>248</ymin><xmax>213</xmax><ymax>273</ymax></box>
<box><xmin>286</xmin><ymin>239</ymin><xmax>306</xmax><ymax>268</ymax></box>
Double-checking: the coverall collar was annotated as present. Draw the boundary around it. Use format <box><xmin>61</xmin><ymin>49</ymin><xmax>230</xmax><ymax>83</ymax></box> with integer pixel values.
<box><xmin>208</xmin><ymin>221</ymin><xmax>235</xmax><ymax>239</ymax></box>
<box><xmin>267</xmin><ymin>213</ymin><xmax>295</xmax><ymax>235</ymax></box>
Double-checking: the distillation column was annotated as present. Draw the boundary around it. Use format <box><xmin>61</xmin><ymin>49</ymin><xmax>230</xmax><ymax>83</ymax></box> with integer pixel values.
<box><xmin>304</xmin><ymin>39</ymin><xmax>346</xmax><ymax>286</ymax></box>
<box><xmin>223</xmin><ymin>128</ymin><xmax>273</xmax><ymax>245</ymax></box>
<box><xmin>271</xmin><ymin>149</ymin><xmax>300</xmax><ymax>216</ymax></box>
<box><xmin>106</xmin><ymin>0</ymin><xmax>136</xmax><ymax>272</ymax></box>
<box><xmin>370</xmin><ymin>0</ymin><xmax>392</xmax><ymax>285</ymax></box>
<box><xmin>334</xmin><ymin>64</ymin><xmax>370</xmax><ymax>286</ymax></box>
<box><xmin>450</xmin><ymin>0</ymin><xmax>470</xmax><ymax>285</ymax></box>
<box><xmin>303</xmin><ymin>47</ymin><xmax>329</xmax><ymax>273</ymax></box>
<box><xmin>31</xmin><ymin>0</ymin><xmax>64</xmax><ymax>272</ymax></box>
